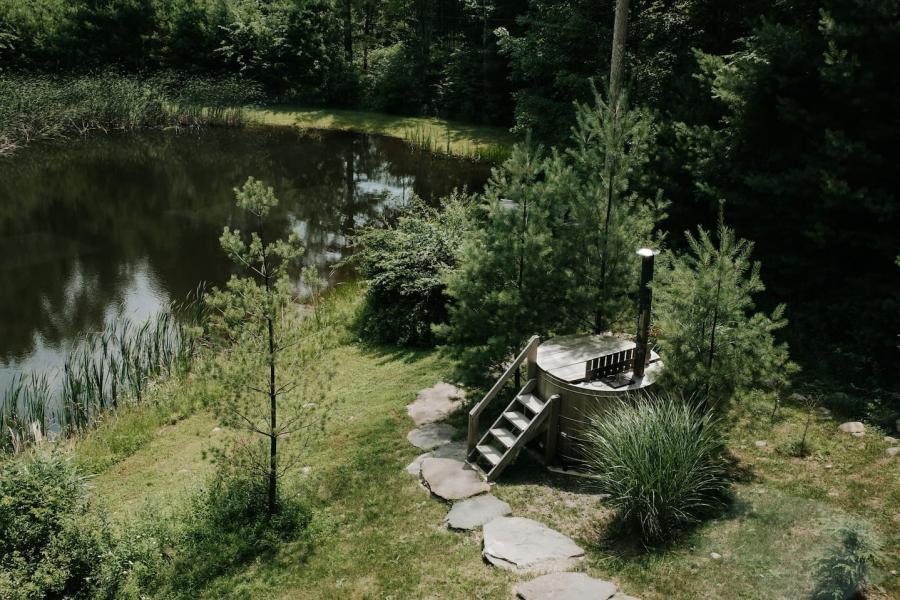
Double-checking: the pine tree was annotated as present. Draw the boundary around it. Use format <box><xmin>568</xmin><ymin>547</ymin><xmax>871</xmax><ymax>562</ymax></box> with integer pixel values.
<box><xmin>564</xmin><ymin>86</ymin><xmax>666</xmax><ymax>332</ymax></box>
<box><xmin>436</xmin><ymin>142</ymin><xmax>572</xmax><ymax>388</ymax></box>
<box><xmin>204</xmin><ymin>177</ymin><xmax>333</xmax><ymax>517</ymax></box>
<box><xmin>653</xmin><ymin>212</ymin><xmax>797</xmax><ymax>408</ymax></box>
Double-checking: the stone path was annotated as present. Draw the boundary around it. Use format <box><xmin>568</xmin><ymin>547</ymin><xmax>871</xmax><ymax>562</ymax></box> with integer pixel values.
<box><xmin>446</xmin><ymin>494</ymin><xmax>511</xmax><ymax>530</ymax></box>
<box><xmin>483</xmin><ymin>517</ymin><xmax>585</xmax><ymax>573</ymax></box>
<box><xmin>404</xmin><ymin>381</ymin><xmax>638</xmax><ymax>598</ymax></box>
<box><xmin>421</xmin><ymin>457</ymin><xmax>490</xmax><ymax>501</ymax></box>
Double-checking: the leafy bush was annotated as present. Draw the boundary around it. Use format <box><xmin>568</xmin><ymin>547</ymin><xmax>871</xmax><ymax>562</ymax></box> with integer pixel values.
<box><xmin>581</xmin><ymin>393</ymin><xmax>730</xmax><ymax>543</ymax></box>
<box><xmin>364</xmin><ymin>42</ymin><xmax>423</xmax><ymax>114</ymax></box>
<box><xmin>812</xmin><ymin>521</ymin><xmax>882</xmax><ymax>600</ymax></box>
<box><xmin>352</xmin><ymin>192</ymin><xmax>472</xmax><ymax>346</ymax></box>
<box><xmin>0</xmin><ymin>454</ymin><xmax>117</xmax><ymax>600</ymax></box>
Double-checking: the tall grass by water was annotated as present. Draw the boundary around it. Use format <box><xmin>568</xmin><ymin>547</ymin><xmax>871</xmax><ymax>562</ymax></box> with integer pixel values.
<box><xmin>0</xmin><ymin>73</ymin><xmax>261</xmax><ymax>156</ymax></box>
<box><xmin>0</xmin><ymin>290</ymin><xmax>206</xmax><ymax>453</ymax></box>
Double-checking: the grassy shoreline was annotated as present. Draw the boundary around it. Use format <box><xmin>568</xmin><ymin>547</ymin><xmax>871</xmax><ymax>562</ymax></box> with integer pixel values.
<box><xmin>51</xmin><ymin>288</ymin><xmax>898</xmax><ymax>599</ymax></box>
<box><xmin>247</xmin><ymin>105</ymin><xmax>515</xmax><ymax>162</ymax></box>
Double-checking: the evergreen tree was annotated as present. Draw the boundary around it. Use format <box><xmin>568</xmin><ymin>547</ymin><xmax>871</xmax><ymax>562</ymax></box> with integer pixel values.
<box><xmin>437</xmin><ymin>142</ymin><xmax>571</xmax><ymax>388</ymax></box>
<box><xmin>564</xmin><ymin>87</ymin><xmax>666</xmax><ymax>332</ymax></box>
<box><xmin>653</xmin><ymin>214</ymin><xmax>797</xmax><ymax>408</ymax></box>
<box><xmin>204</xmin><ymin>177</ymin><xmax>332</xmax><ymax>517</ymax></box>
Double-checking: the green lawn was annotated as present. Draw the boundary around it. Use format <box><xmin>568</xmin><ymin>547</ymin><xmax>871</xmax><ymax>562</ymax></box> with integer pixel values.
<box><xmin>72</xmin><ymin>332</ymin><xmax>898</xmax><ymax>598</ymax></box>
<box><xmin>245</xmin><ymin>105</ymin><xmax>515</xmax><ymax>162</ymax></box>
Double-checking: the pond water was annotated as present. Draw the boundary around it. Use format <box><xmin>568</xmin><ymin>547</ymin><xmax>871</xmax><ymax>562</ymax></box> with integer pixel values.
<box><xmin>0</xmin><ymin>127</ymin><xmax>490</xmax><ymax>392</ymax></box>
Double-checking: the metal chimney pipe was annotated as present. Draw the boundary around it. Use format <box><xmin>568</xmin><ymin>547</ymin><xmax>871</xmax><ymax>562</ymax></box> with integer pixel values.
<box><xmin>633</xmin><ymin>248</ymin><xmax>658</xmax><ymax>378</ymax></box>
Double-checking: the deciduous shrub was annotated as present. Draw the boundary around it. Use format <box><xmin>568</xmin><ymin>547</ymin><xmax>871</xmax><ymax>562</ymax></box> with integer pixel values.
<box><xmin>581</xmin><ymin>393</ymin><xmax>730</xmax><ymax>543</ymax></box>
<box><xmin>352</xmin><ymin>192</ymin><xmax>472</xmax><ymax>346</ymax></box>
<box><xmin>0</xmin><ymin>454</ymin><xmax>116</xmax><ymax>599</ymax></box>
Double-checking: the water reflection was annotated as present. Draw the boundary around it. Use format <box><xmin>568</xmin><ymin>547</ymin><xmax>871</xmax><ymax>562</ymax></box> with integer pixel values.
<box><xmin>0</xmin><ymin>127</ymin><xmax>489</xmax><ymax>388</ymax></box>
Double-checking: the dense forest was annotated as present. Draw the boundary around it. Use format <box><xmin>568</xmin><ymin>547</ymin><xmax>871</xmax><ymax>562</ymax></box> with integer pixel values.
<box><xmin>1</xmin><ymin>0</ymin><xmax>897</xmax><ymax>391</ymax></box>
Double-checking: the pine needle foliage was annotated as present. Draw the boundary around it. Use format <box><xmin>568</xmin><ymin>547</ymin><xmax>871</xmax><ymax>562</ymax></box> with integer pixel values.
<box><xmin>812</xmin><ymin>520</ymin><xmax>882</xmax><ymax>600</ymax></box>
<box><xmin>204</xmin><ymin>177</ymin><xmax>333</xmax><ymax>518</ymax></box>
<box><xmin>653</xmin><ymin>213</ymin><xmax>797</xmax><ymax>409</ymax></box>
<box><xmin>581</xmin><ymin>392</ymin><xmax>729</xmax><ymax>544</ymax></box>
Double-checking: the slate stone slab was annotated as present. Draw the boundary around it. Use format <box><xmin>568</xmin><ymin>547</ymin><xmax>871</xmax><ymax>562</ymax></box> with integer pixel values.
<box><xmin>405</xmin><ymin>452</ymin><xmax>431</xmax><ymax>476</ymax></box>
<box><xmin>446</xmin><ymin>494</ymin><xmax>511</xmax><ymax>530</ymax></box>
<box><xmin>431</xmin><ymin>441</ymin><xmax>468</xmax><ymax>461</ymax></box>
<box><xmin>407</xmin><ymin>423</ymin><xmax>456</xmax><ymax>450</ymax></box>
<box><xmin>407</xmin><ymin>382</ymin><xmax>465</xmax><ymax>426</ymax></box>
<box><xmin>482</xmin><ymin>517</ymin><xmax>585</xmax><ymax>573</ymax></box>
<box><xmin>515</xmin><ymin>572</ymin><xmax>618</xmax><ymax>600</ymax></box>
<box><xmin>420</xmin><ymin>457</ymin><xmax>490</xmax><ymax>501</ymax></box>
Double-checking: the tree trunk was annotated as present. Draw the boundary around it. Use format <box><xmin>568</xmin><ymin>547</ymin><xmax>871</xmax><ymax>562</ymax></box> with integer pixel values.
<box><xmin>343</xmin><ymin>0</ymin><xmax>353</xmax><ymax>64</ymax></box>
<box><xmin>609</xmin><ymin>0</ymin><xmax>630</xmax><ymax>111</ymax></box>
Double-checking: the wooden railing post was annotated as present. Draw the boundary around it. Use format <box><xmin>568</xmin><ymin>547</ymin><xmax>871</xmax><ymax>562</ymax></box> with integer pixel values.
<box><xmin>543</xmin><ymin>394</ymin><xmax>561</xmax><ymax>465</ymax></box>
<box><xmin>467</xmin><ymin>335</ymin><xmax>541</xmax><ymax>455</ymax></box>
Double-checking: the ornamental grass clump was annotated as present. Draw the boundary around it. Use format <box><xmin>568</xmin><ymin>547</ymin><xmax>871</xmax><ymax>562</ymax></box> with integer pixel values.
<box><xmin>582</xmin><ymin>393</ymin><xmax>729</xmax><ymax>544</ymax></box>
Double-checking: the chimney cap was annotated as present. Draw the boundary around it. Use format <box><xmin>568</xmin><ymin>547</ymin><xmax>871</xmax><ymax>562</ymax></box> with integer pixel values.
<box><xmin>637</xmin><ymin>248</ymin><xmax>659</xmax><ymax>257</ymax></box>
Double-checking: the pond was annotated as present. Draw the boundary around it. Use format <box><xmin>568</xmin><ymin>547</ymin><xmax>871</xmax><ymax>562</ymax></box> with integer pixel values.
<box><xmin>0</xmin><ymin>127</ymin><xmax>490</xmax><ymax>392</ymax></box>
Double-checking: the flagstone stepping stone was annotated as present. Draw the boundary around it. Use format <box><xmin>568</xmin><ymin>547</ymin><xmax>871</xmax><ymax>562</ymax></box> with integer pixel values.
<box><xmin>407</xmin><ymin>382</ymin><xmax>466</xmax><ymax>426</ymax></box>
<box><xmin>432</xmin><ymin>441</ymin><xmax>468</xmax><ymax>461</ymax></box>
<box><xmin>515</xmin><ymin>572</ymin><xmax>618</xmax><ymax>600</ymax></box>
<box><xmin>482</xmin><ymin>517</ymin><xmax>585</xmax><ymax>573</ymax></box>
<box><xmin>421</xmin><ymin>458</ymin><xmax>489</xmax><ymax>501</ymax></box>
<box><xmin>838</xmin><ymin>422</ymin><xmax>865</xmax><ymax>437</ymax></box>
<box><xmin>407</xmin><ymin>423</ymin><xmax>456</xmax><ymax>450</ymax></box>
<box><xmin>446</xmin><ymin>494</ymin><xmax>511</xmax><ymax>530</ymax></box>
<box><xmin>405</xmin><ymin>452</ymin><xmax>431</xmax><ymax>475</ymax></box>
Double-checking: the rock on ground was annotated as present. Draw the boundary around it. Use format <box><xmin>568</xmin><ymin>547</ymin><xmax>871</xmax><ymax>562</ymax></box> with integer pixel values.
<box><xmin>515</xmin><ymin>572</ymin><xmax>618</xmax><ymax>600</ymax></box>
<box><xmin>420</xmin><ymin>457</ymin><xmax>490</xmax><ymax>501</ymax></box>
<box><xmin>837</xmin><ymin>421</ymin><xmax>865</xmax><ymax>437</ymax></box>
<box><xmin>405</xmin><ymin>452</ymin><xmax>431</xmax><ymax>476</ymax></box>
<box><xmin>432</xmin><ymin>441</ymin><xmax>468</xmax><ymax>461</ymax></box>
<box><xmin>446</xmin><ymin>494</ymin><xmax>511</xmax><ymax>530</ymax></box>
<box><xmin>886</xmin><ymin>447</ymin><xmax>899</xmax><ymax>458</ymax></box>
<box><xmin>407</xmin><ymin>382</ymin><xmax>465</xmax><ymax>426</ymax></box>
<box><xmin>482</xmin><ymin>517</ymin><xmax>584</xmax><ymax>574</ymax></box>
<box><xmin>407</xmin><ymin>423</ymin><xmax>456</xmax><ymax>450</ymax></box>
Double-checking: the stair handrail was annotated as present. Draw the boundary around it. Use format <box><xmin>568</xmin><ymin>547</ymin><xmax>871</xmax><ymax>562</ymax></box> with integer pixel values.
<box><xmin>467</xmin><ymin>335</ymin><xmax>540</xmax><ymax>452</ymax></box>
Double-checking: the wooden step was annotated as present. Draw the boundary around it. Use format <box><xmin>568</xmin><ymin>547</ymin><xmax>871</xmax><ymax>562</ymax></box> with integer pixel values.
<box><xmin>490</xmin><ymin>427</ymin><xmax>516</xmax><ymax>448</ymax></box>
<box><xmin>477</xmin><ymin>444</ymin><xmax>503</xmax><ymax>466</ymax></box>
<box><xmin>504</xmin><ymin>410</ymin><xmax>530</xmax><ymax>431</ymax></box>
<box><xmin>517</xmin><ymin>392</ymin><xmax>545</xmax><ymax>414</ymax></box>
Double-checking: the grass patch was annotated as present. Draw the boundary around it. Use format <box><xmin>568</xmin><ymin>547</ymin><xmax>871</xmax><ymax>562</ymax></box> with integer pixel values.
<box><xmin>246</xmin><ymin>105</ymin><xmax>515</xmax><ymax>162</ymax></box>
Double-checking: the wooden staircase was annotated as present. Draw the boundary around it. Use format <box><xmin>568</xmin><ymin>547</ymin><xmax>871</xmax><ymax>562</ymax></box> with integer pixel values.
<box><xmin>466</xmin><ymin>336</ymin><xmax>560</xmax><ymax>481</ymax></box>
<box><xmin>468</xmin><ymin>379</ymin><xmax>557</xmax><ymax>481</ymax></box>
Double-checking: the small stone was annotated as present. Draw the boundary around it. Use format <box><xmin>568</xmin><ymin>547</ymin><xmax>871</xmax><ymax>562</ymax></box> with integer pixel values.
<box><xmin>827</xmin><ymin>490</ymin><xmax>839</xmax><ymax>497</ymax></box>
<box><xmin>886</xmin><ymin>447</ymin><xmax>899</xmax><ymax>458</ymax></box>
<box><xmin>405</xmin><ymin>452</ymin><xmax>431</xmax><ymax>476</ymax></box>
<box><xmin>710</xmin><ymin>552</ymin><xmax>722</xmax><ymax>560</ymax></box>
<box><xmin>211</xmin><ymin>427</ymin><xmax>222</xmax><ymax>433</ymax></box>
<box><xmin>515</xmin><ymin>572</ymin><xmax>618</xmax><ymax>600</ymax></box>
<box><xmin>885</xmin><ymin>436</ymin><xmax>898</xmax><ymax>444</ymax></box>
<box><xmin>420</xmin><ymin>458</ymin><xmax>489</xmax><ymax>501</ymax></box>
<box><xmin>791</xmin><ymin>392</ymin><xmax>808</xmax><ymax>402</ymax></box>
<box><xmin>407</xmin><ymin>423</ymin><xmax>456</xmax><ymax>450</ymax></box>
<box><xmin>446</xmin><ymin>494</ymin><xmax>511</xmax><ymax>530</ymax></box>
<box><xmin>754</xmin><ymin>440</ymin><xmax>767</xmax><ymax>448</ymax></box>
<box><xmin>824</xmin><ymin>464</ymin><xmax>833</xmax><ymax>469</ymax></box>
<box><xmin>301</xmin><ymin>465</ymin><xmax>312</xmax><ymax>475</ymax></box>
<box><xmin>407</xmin><ymin>382</ymin><xmax>465</xmax><ymax>426</ymax></box>
<box><xmin>482</xmin><ymin>517</ymin><xmax>585</xmax><ymax>573</ymax></box>
<box><xmin>837</xmin><ymin>422</ymin><xmax>865</xmax><ymax>437</ymax></box>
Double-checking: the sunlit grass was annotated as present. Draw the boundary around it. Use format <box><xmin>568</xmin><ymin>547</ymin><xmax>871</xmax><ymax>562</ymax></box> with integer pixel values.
<box><xmin>246</xmin><ymin>105</ymin><xmax>515</xmax><ymax>163</ymax></box>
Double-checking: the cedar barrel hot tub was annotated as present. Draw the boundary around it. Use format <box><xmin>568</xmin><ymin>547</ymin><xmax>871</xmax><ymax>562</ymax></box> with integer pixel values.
<box><xmin>534</xmin><ymin>333</ymin><xmax>662</xmax><ymax>467</ymax></box>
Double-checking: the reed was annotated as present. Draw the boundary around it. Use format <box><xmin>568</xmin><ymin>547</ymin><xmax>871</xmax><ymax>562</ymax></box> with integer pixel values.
<box><xmin>0</xmin><ymin>288</ymin><xmax>207</xmax><ymax>453</ymax></box>
<box><xmin>0</xmin><ymin>73</ymin><xmax>261</xmax><ymax>156</ymax></box>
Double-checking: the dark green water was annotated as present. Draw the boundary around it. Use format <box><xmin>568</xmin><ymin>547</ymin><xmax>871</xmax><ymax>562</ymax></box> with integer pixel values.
<box><xmin>0</xmin><ymin>127</ymin><xmax>489</xmax><ymax>390</ymax></box>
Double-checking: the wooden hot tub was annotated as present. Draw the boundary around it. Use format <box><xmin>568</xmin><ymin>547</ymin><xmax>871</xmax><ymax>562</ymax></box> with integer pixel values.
<box><xmin>535</xmin><ymin>333</ymin><xmax>662</xmax><ymax>466</ymax></box>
